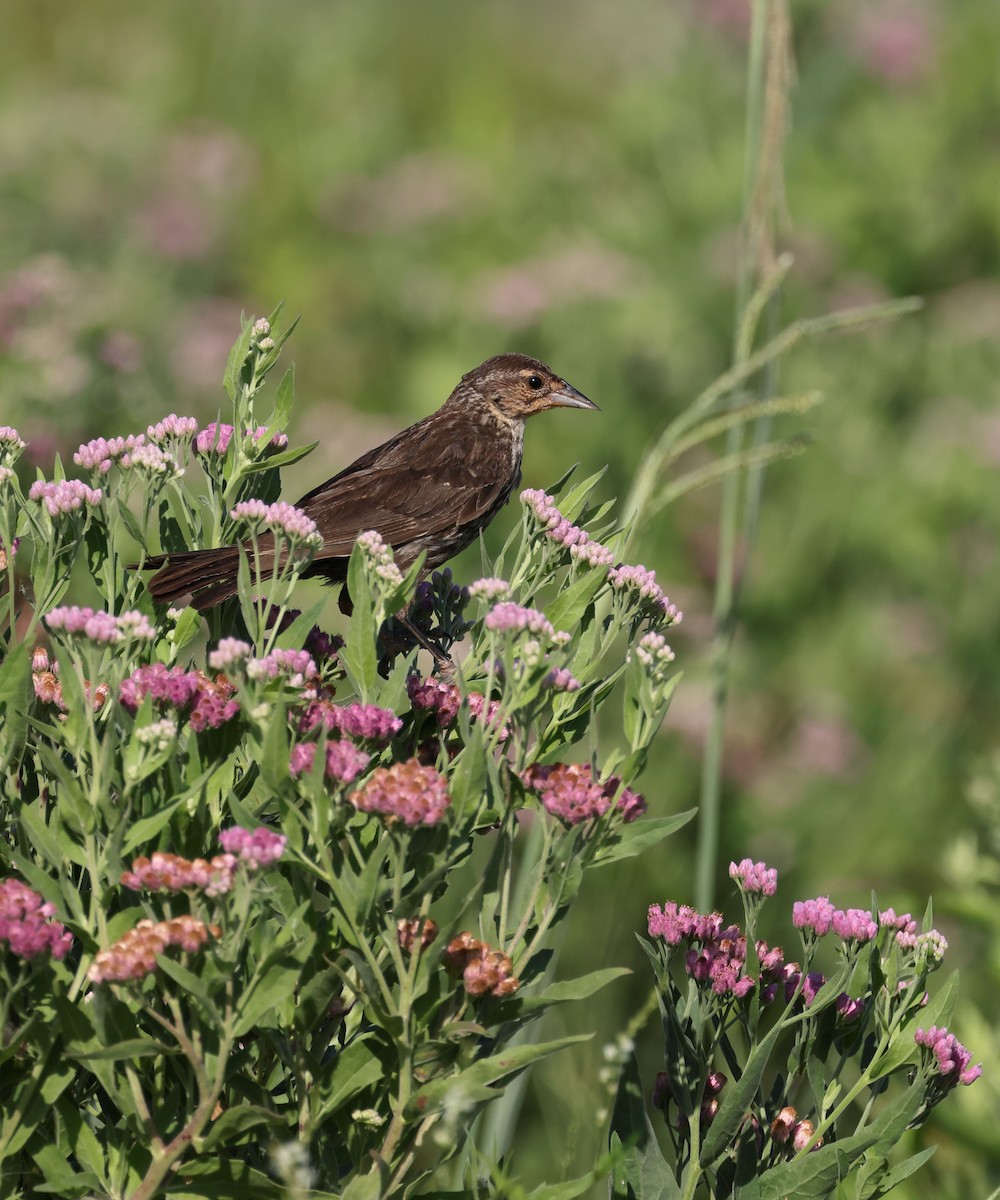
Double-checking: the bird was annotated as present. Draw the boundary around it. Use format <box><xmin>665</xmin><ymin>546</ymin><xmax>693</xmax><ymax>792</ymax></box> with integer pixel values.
<box><xmin>145</xmin><ymin>353</ymin><xmax>598</xmax><ymax>611</ymax></box>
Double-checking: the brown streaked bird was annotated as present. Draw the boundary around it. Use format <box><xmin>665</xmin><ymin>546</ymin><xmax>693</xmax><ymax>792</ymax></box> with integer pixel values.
<box><xmin>146</xmin><ymin>353</ymin><xmax>598</xmax><ymax>611</ymax></box>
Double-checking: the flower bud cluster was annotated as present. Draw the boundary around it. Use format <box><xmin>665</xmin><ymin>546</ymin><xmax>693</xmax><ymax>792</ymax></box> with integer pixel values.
<box><xmin>74</xmin><ymin>434</ymin><xmax>182</xmax><ymax>478</ymax></box>
<box><xmin>442</xmin><ymin>931</ymin><xmax>519</xmax><ymax>997</ymax></box>
<box><xmin>298</xmin><ymin>699</ymin><xmax>402</xmax><ymax>744</ymax></box>
<box><xmin>485</xmin><ymin>602</ymin><xmax>556</xmax><ymax>638</ymax></box>
<box><xmin>406</xmin><ymin>674</ymin><xmax>509</xmax><ymax>738</ymax></box>
<box><xmin>195</xmin><ymin>422</ymin><xmax>288</xmax><ymax>457</ymax></box>
<box><xmin>29</xmin><ymin>479</ymin><xmax>103</xmax><ymax>517</ymax></box>
<box><xmin>468</xmin><ymin>577</ymin><xmax>511</xmax><ymax>602</ymax></box>
<box><xmin>355</xmin><ymin>530</ymin><xmax>404</xmax><ymax>588</ymax></box>
<box><xmin>770</xmin><ymin>1106</ymin><xmax>823</xmax><ymax>1153</ymax></box>
<box><xmin>89</xmin><ymin>916</ymin><xmax>217</xmax><ymax>984</ymax></box>
<box><xmin>45</xmin><ymin>606</ymin><xmax>155</xmax><ymax>644</ymax></box>
<box><xmin>522</xmin><ymin>762</ymin><xmax>645</xmax><ymax>826</ymax></box>
<box><xmin>351</xmin><ymin>759</ymin><xmax>450</xmax><ymax>826</ymax></box>
<box><xmin>520</xmin><ymin>488</ymin><xmax>615</xmax><ymax>568</ymax></box>
<box><xmin>915</xmin><ymin>1026</ymin><xmax>982</xmax><ymax>1088</ymax></box>
<box><xmin>119</xmin><ymin>664</ymin><xmax>239</xmax><ymax>731</ymax></box>
<box><xmin>729</xmin><ymin>858</ymin><xmax>778</xmax><ymax>896</ymax></box>
<box><xmin>0</xmin><ymin>878</ymin><xmax>72</xmax><ymax>961</ymax></box>
<box><xmin>397</xmin><ymin>917</ymin><xmax>439</xmax><ymax>955</ymax></box>
<box><xmin>289</xmin><ymin>739</ymin><xmax>370</xmax><ymax>784</ymax></box>
<box><xmin>0</xmin><ymin>426</ymin><xmax>27</xmax><ymax>460</ymax></box>
<box><xmin>146</xmin><ymin>414</ymin><xmax>198</xmax><ymax>444</ymax></box>
<box><xmin>231</xmin><ymin>500</ymin><xmax>321</xmax><ymax>548</ymax></box>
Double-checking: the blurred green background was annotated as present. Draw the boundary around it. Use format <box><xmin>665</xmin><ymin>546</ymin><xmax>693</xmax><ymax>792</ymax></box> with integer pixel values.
<box><xmin>4</xmin><ymin>0</ymin><xmax>999</xmax><ymax>1193</ymax></box>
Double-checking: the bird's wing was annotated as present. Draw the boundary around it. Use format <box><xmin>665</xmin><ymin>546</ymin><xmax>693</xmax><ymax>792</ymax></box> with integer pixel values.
<box><xmin>295</xmin><ymin>421</ymin><xmax>517</xmax><ymax>558</ymax></box>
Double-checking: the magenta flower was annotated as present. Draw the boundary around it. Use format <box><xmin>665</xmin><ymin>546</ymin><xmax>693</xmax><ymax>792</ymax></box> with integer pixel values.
<box><xmin>792</xmin><ymin>897</ymin><xmax>836</xmax><ymax>937</ymax></box>
<box><xmin>831</xmin><ymin>908</ymin><xmax>878</xmax><ymax>945</ymax></box>
<box><xmin>351</xmin><ymin>759</ymin><xmax>450</xmax><ymax>827</ymax></box>
<box><xmin>195</xmin><ymin>422</ymin><xmax>235</xmax><ymax>456</ymax></box>
<box><xmin>729</xmin><ymin>858</ymin><xmax>778</xmax><ymax>896</ymax></box>
<box><xmin>522</xmin><ymin>762</ymin><xmax>644</xmax><ymax>826</ymax></box>
<box><xmin>915</xmin><ymin>1026</ymin><xmax>982</xmax><ymax>1088</ymax></box>
<box><xmin>218</xmin><ymin>826</ymin><xmax>286</xmax><ymax>869</ymax></box>
<box><xmin>29</xmin><ymin>479</ymin><xmax>103</xmax><ymax>517</ymax></box>
<box><xmin>289</xmin><ymin>740</ymin><xmax>369</xmax><ymax>784</ymax></box>
<box><xmin>336</xmin><ymin>702</ymin><xmax>402</xmax><ymax>743</ymax></box>
<box><xmin>119</xmin><ymin>664</ymin><xmax>239</xmax><ymax>730</ymax></box>
<box><xmin>0</xmin><ymin>878</ymin><xmax>72</xmax><ymax>961</ymax></box>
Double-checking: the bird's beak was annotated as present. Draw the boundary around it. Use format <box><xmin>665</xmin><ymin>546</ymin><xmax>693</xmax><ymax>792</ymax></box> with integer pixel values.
<box><xmin>547</xmin><ymin>381</ymin><xmax>599</xmax><ymax>411</ymax></box>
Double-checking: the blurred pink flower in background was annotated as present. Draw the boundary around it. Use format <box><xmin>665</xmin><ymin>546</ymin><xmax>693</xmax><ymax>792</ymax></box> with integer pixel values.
<box><xmin>848</xmin><ymin>2</ymin><xmax>935</xmax><ymax>86</ymax></box>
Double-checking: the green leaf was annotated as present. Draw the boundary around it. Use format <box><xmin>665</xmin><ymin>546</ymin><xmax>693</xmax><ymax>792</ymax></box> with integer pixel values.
<box><xmin>316</xmin><ymin>1038</ymin><xmax>384</xmax><ymax>1118</ymax></box>
<box><xmin>495</xmin><ymin>967</ymin><xmax>630</xmax><ymax>1019</ymax></box>
<box><xmin>0</xmin><ymin>641</ymin><xmax>30</xmax><ymax>773</ymax></box>
<box><xmin>67</xmin><ymin>1038</ymin><xmax>172</xmax><ymax>1062</ymax></box>
<box><xmin>171</xmin><ymin>606</ymin><xmax>203</xmax><ymax>654</ymax></box>
<box><xmin>608</xmin><ymin>1054</ymin><xmax>680</xmax><ymax>1199</ymax></box>
<box><xmin>859</xmin><ymin>1147</ymin><xmax>936</xmax><ymax>1200</ymax></box>
<box><xmin>870</xmin><ymin>970</ymin><xmax>960</xmax><ymax>1082</ymax></box>
<box><xmin>343</xmin><ymin>542</ymin><xmax>378</xmax><ymax>699</ymax></box>
<box><xmin>273</xmin><ymin>363</ymin><xmax>295</xmax><ymax>428</ymax></box>
<box><xmin>409</xmin><ymin>1034</ymin><xmax>590</xmax><ymax>1118</ymax></box>
<box><xmin>223</xmin><ymin>321</ymin><xmax>254</xmax><ymax>402</ymax></box>
<box><xmin>196</xmin><ymin>1104</ymin><xmax>286</xmax><ymax>1153</ymax></box>
<box><xmin>240</xmin><ymin>440</ymin><xmax>319</xmax><ymax>475</ymax></box>
<box><xmin>545</xmin><ymin>569</ymin><xmax>605</xmax><ymax>633</ymax></box>
<box><xmin>700</xmin><ymin>1014</ymin><xmax>789</xmax><ymax>1168</ymax></box>
<box><xmin>596</xmin><ymin>810</ymin><xmax>696</xmax><ymax>867</ymax></box>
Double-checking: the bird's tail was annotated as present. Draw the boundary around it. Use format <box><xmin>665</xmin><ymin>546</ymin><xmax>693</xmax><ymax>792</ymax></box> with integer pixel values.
<box><xmin>145</xmin><ymin>547</ymin><xmax>243</xmax><ymax>610</ymax></box>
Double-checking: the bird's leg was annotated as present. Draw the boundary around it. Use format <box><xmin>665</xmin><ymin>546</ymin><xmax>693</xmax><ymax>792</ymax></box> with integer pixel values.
<box><xmin>377</xmin><ymin>606</ymin><xmax>455</xmax><ymax>678</ymax></box>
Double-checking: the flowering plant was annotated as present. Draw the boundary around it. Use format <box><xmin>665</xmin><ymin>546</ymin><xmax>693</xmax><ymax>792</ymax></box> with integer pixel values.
<box><xmin>0</xmin><ymin>309</ymin><xmax>691</xmax><ymax>1198</ymax></box>
<box><xmin>610</xmin><ymin>860</ymin><xmax>980</xmax><ymax>1199</ymax></box>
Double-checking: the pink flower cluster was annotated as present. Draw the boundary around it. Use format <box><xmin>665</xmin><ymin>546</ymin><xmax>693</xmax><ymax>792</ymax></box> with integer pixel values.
<box><xmin>915</xmin><ymin>1026</ymin><xmax>982</xmax><ymax>1088</ymax></box>
<box><xmin>45</xmin><ymin>606</ymin><xmax>155</xmax><ymax>643</ymax></box>
<box><xmin>771</xmin><ymin>1106</ymin><xmax>823</xmax><ymax>1154</ymax></box>
<box><xmin>119</xmin><ymin>664</ymin><xmax>239</xmax><ymax>731</ymax></box>
<box><xmin>729</xmin><ymin>858</ymin><xmax>778</xmax><ymax>896</ymax></box>
<box><xmin>485</xmin><ymin>602</ymin><xmax>556</xmax><ymax>638</ymax></box>
<box><xmin>29</xmin><ymin>479</ymin><xmax>103</xmax><ymax>517</ymax></box>
<box><xmin>89</xmin><ymin>916</ymin><xmax>217</xmax><ymax>984</ymax></box>
<box><xmin>121</xmin><ymin>851</ymin><xmax>238</xmax><ymax>897</ymax></box>
<box><xmin>443</xmin><ymin>931</ymin><xmax>519</xmax><ymax>997</ymax></box>
<box><xmin>74</xmin><ymin>434</ymin><xmax>180</xmax><ymax>476</ymax></box>
<box><xmin>520</xmin><ymin>488</ymin><xmax>615</xmax><ymax>568</ymax></box>
<box><xmin>792</xmin><ymin>898</ymin><xmax>879</xmax><ymax>945</ymax></box>
<box><xmin>230</xmin><ymin>499</ymin><xmax>321</xmax><ymax>546</ymax></box>
<box><xmin>195</xmin><ymin>422</ymin><xmax>288</xmax><ymax>457</ymax></box>
<box><xmin>355</xmin><ymin>530</ymin><xmax>403</xmax><ymax>588</ymax></box>
<box><xmin>521</xmin><ymin>762</ymin><xmax>646</xmax><ymax>826</ymax></box>
<box><xmin>468</xmin><ymin>577</ymin><xmax>511</xmax><ymax>602</ymax></box>
<box><xmin>289</xmin><ymin>739</ymin><xmax>370</xmax><ymax>784</ymax></box>
<box><xmin>147</xmin><ymin>414</ymin><xmax>199</xmax><ymax>443</ymax></box>
<box><xmin>647</xmin><ymin>904</ymin><xmax>755</xmax><ymax>998</ymax></box>
<box><xmin>218</xmin><ymin>826</ymin><xmax>286</xmax><ymax>869</ymax></box>
<box><xmin>0</xmin><ymin>426</ymin><xmax>26</xmax><ymax>455</ymax></box>
<box><xmin>607</xmin><ymin>563</ymin><xmax>682</xmax><ymax>623</ymax></box>
<box><xmin>0</xmin><ymin>878</ymin><xmax>72</xmax><ymax>961</ymax></box>
<box><xmin>245</xmin><ymin>648</ymin><xmax>318</xmax><ymax>688</ymax></box>
<box><xmin>351</xmin><ymin>759</ymin><xmax>450</xmax><ymax>827</ymax></box>
<box><xmin>298</xmin><ymin>699</ymin><xmax>402</xmax><ymax>745</ymax></box>
<box><xmin>406</xmin><ymin>674</ymin><xmax>508</xmax><ymax>737</ymax></box>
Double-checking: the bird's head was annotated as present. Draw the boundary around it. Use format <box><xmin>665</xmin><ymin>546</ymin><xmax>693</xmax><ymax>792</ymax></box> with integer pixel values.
<box><xmin>457</xmin><ymin>353</ymin><xmax>598</xmax><ymax>421</ymax></box>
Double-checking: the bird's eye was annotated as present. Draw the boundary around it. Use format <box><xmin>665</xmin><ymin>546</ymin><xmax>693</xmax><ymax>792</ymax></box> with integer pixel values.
<box><xmin>527</xmin><ymin>375</ymin><xmax>544</xmax><ymax>390</ymax></box>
